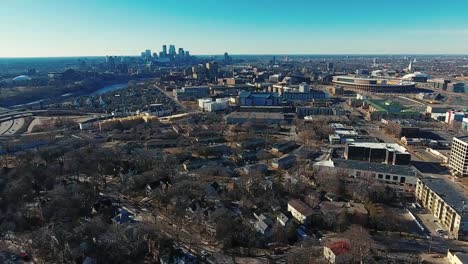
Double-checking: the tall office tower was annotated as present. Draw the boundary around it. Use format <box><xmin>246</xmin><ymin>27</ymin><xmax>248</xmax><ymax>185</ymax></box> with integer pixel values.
<box><xmin>169</xmin><ymin>45</ymin><xmax>176</xmax><ymax>56</ymax></box>
<box><xmin>373</xmin><ymin>58</ymin><xmax>377</xmax><ymax>67</ymax></box>
<box><xmin>178</xmin><ymin>48</ymin><xmax>184</xmax><ymax>58</ymax></box>
<box><xmin>408</xmin><ymin>61</ymin><xmax>413</xmax><ymax>72</ymax></box>
<box><xmin>162</xmin><ymin>45</ymin><xmax>167</xmax><ymax>57</ymax></box>
<box><xmin>145</xmin><ymin>49</ymin><xmax>151</xmax><ymax>59</ymax></box>
<box><xmin>224</xmin><ymin>52</ymin><xmax>231</xmax><ymax>63</ymax></box>
<box><xmin>327</xmin><ymin>62</ymin><xmax>334</xmax><ymax>72</ymax></box>
<box><xmin>152</xmin><ymin>52</ymin><xmax>158</xmax><ymax>58</ymax></box>
<box><xmin>449</xmin><ymin>136</ymin><xmax>468</xmax><ymax>177</ymax></box>
<box><xmin>106</xmin><ymin>56</ymin><xmax>115</xmax><ymax>70</ymax></box>
<box><xmin>206</xmin><ymin>61</ymin><xmax>219</xmax><ymax>81</ymax></box>
<box><xmin>185</xmin><ymin>51</ymin><xmax>190</xmax><ymax>57</ymax></box>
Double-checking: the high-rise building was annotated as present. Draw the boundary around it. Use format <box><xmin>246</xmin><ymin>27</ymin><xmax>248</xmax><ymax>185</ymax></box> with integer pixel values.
<box><xmin>449</xmin><ymin>136</ymin><xmax>468</xmax><ymax>177</ymax></box>
<box><xmin>145</xmin><ymin>49</ymin><xmax>151</xmax><ymax>59</ymax></box>
<box><xmin>206</xmin><ymin>61</ymin><xmax>219</xmax><ymax>81</ymax></box>
<box><xmin>169</xmin><ymin>45</ymin><xmax>176</xmax><ymax>56</ymax></box>
<box><xmin>106</xmin><ymin>56</ymin><xmax>115</xmax><ymax>70</ymax></box>
<box><xmin>224</xmin><ymin>52</ymin><xmax>232</xmax><ymax>63</ymax></box>
<box><xmin>178</xmin><ymin>48</ymin><xmax>184</xmax><ymax>58</ymax></box>
<box><xmin>327</xmin><ymin>62</ymin><xmax>334</xmax><ymax>72</ymax></box>
<box><xmin>162</xmin><ymin>45</ymin><xmax>167</xmax><ymax>57</ymax></box>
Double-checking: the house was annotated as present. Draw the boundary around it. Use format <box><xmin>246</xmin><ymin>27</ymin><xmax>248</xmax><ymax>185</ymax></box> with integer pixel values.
<box><xmin>277</xmin><ymin>212</ymin><xmax>290</xmax><ymax>226</ymax></box>
<box><xmin>112</xmin><ymin>208</ymin><xmax>138</xmax><ymax>225</ymax></box>
<box><xmin>254</xmin><ymin>219</ymin><xmax>273</xmax><ymax>236</ymax></box>
<box><xmin>182</xmin><ymin>158</ymin><xmax>220</xmax><ymax>171</ymax></box>
<box><xmin>237</xmin><ymin>150</ymin><xmax>259</xmax><ymax>162</ymax></box>
<box><xmin>323</xmin><ymin>240</ymin><xmax>352</xmax><ymax>264</ymax></box>
<box><xmin>253</xmin><ymin>213</ymin><xmax>274</xmax><ymax>236</ymax></box>
<box><xmin>272</xmin><ymin>141</ymin><xmax>297</xmax><ymax>154</ymax></box>
<box><xmin>272</xmin><ymin>154</ymin><xmax>296</xmax><ymax>169</ymax></box>
<box><xmin>145</xmin><ymin>177</ymin><xmax>172</xmax><ymax>195</ymax></box>
<box><xmin>239</xmin><ymin>163</ymin><xmax>268</xmax><ymax>175</ymax></box>
<box><xmin>236</xmin><ymin>138</ymin><xmax>265</xmax><ymax>149</ymax></box>
<box><xmin>288</xmin><ymin>199</ymin><xmax>314</xmax><ymax>224</ymax></box>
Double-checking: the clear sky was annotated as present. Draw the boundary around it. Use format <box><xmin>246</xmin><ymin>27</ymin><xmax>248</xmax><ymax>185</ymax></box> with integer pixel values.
<box><xmin>1</xmin><ymin>0</ymin><xmax>468</xmax><ymax>57</ymax></box>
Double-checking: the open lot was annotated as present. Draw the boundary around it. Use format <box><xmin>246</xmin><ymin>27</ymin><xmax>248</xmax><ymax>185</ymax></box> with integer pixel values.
<box><xmin>0</xmin><ymin>117</ymin><xmax>24</xmax><ymax>135</ymax></box>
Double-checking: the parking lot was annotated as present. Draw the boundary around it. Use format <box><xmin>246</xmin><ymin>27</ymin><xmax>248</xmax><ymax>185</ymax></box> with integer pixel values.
<box><xmin>412</xmin><ymin>207</ymin><xmax>453</xmax><ymax>240</ymax></box>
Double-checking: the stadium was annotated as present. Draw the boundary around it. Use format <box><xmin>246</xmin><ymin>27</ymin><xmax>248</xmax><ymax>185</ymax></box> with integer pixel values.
<box><xmin>332</xmin><ymin>76</ymin><xmax>416</xmax><ymax>92</ymax></box>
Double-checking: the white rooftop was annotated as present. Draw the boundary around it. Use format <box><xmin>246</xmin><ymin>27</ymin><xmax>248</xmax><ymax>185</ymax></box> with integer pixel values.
<box><xmin>347</xmin><ymin>142</ymin><xmax>408</xmax><ymax>153</ymax></box>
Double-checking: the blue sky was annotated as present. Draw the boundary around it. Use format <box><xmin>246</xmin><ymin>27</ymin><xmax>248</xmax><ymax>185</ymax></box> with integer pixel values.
<box><xmin>1</xmin><ymin>0</ymin><xmax>468</xmax><ymax>57</ymax></box>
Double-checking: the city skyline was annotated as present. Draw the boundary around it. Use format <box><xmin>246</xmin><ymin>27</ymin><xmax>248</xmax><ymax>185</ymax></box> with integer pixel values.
<box><xmin>1</xmin><ymin>0</ymin><xmax>468</xmax><ymax>57</ymax></box>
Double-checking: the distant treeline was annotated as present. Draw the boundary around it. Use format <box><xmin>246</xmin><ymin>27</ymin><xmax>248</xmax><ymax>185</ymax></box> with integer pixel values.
<box><xmin>0</xmin><ymin>72</ymin><xmax>131</xmax><ymax>107</ymax></box>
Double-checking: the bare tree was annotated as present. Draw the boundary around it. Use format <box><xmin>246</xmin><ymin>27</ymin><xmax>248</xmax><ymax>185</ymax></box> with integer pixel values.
<box><xmin>342</xmin><ymin>225</ymin><xmax>373</xmax><ymax>264</ymax></box>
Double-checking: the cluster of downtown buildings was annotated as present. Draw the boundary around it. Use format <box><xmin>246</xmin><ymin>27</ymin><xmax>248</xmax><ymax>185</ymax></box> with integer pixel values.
<box><xmin>140</xmin><ymin>44</ymin><xmax>191</xmax><ymax>62</ymax></box>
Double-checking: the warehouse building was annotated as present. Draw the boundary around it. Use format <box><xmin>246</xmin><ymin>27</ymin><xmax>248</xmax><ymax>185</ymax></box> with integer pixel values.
<box><xmin>314</xmin><ymin>159</ymin><xmax>420</xmax><ymax>187</ymax></box>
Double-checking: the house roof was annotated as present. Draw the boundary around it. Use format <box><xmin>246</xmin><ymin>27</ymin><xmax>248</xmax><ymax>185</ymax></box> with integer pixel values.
<box><xmin>288</xmin><ymin>199</ymin><xmax>314</xmax><ymax>217</ymax></box>
<box><xmin>277</xmin><ymin>212</ymin><xmax>289</xmax><ymax>223</ymax></box>
<box><xmin>327</xmin><ymin>241</ymin><xmax>351</xmax><ymax>256</ymax></box>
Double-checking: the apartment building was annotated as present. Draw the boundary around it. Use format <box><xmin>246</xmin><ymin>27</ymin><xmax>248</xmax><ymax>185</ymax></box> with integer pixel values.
<box><xmin>415</xmin><ymin>178</ymin><xmax>468</xmax><ymax>240</ymax></box>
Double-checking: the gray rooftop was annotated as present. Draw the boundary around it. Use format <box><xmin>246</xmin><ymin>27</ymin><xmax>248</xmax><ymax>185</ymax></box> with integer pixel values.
<box><xmin>332</xmin><ymin>159</ymin><xmax>418</xmax><ymax>177</ymax></box>
<box><xmin>420</xmin><ymin>178</ymin><xmax>468</xmax><ymax>216</ymax></box>
<box><xmin>454</xmin><ymin>136</ymin><xmax>468</xmax><ymax>143</ymax></box>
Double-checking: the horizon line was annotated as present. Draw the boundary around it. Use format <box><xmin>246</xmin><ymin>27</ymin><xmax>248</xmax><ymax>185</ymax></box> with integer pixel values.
<box><xmin>1</xmin><ymin>53</ymin><xmax>468</xmax><ymax>59</ymax></box>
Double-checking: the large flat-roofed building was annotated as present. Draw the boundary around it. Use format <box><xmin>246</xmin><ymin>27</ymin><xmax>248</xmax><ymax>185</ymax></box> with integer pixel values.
<box><xmin>226</xmin><ymin>112</ymin><xmax>295</xmax><ymax>124</ymax></box>
<box><xmin>364</xmin><ymin>99</ymin><xmax>421</xmax><ymax>121</ymax></box>
<box><xmin>296</xmin><ymin>106</ymin><xmax>345</xmax><ymax>117</ymax></box>
<box><xmin>450</xmin><ymin>82</ymin><xmax>468</xmax><ymax>93</ymax></box>
<box><xmin>449</xmin><ymin>136</ymin><xmax>468</xmax><ymax>177</ymax></box>
<box><xmin>345</xmin><ymin>142</ymin><xmax>411</xmax><ymax>165</ymax></box>
<box><xmin>174</xmin><ymin>86</ymin><xmax>210</xmax><ymax>101</ymax></box>
<box><xmin>239</xmin><ymin>91</ymin><xmax>281</xmax><ymax>106</ymax></box>
<box><xmin>428</xmin><ymin>79</ymin><xmax>450</xmax><ymax>90</ymax></box>
<box><xmin>384</xmin><ymin>120</ymin><xmax>420</xmax><ymax>138</ymax></box>
<box><xmin>332</xmin><ymin>76</ymin><xmax>416</xmax><ymax>93</ymax></box>
<box><xmin>314</xmin><ymin>159</ymin><xmax>420</xmax><ymax>187</ymax></box>
<box><xmin>282</xmin><ymin>91</ymin><xmax>328</xmax><ymax>102</ymax></box>
<box><xmin>415</xmin><ymin>178</ymin><xmax>468</xmax><ymax>240</ymax></box>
